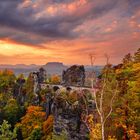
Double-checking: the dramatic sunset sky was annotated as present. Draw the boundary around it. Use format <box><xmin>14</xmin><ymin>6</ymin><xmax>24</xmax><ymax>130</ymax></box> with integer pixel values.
<box><xmin>0</xmin><ymin>0</ymin><xmax>140</xmax><ymax>65</ymax></box>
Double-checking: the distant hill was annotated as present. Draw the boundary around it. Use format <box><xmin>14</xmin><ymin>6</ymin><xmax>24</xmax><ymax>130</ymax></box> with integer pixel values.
<box><xmin>42</xmin><ymin>62</ymin><xmax>68</xmax><ymax>75</ymax></box>
<box><xmin>0</xmin><ymin>64</ymin><xmax>39</xmax><ymax>69</ymax></box>
<box><xmin>0</xmin><ymin>62</ymin><xmax>68</xmax><ymax>76</ymax></box>
<box><xmin>0</xmin><ymin>63</ymin><xmax>103</xmax><ymax>77</ymax></box>
<box><xmin>0</xmin><ymin>64</ymin><xmax>39</xmax><ymax>76</ymax></box>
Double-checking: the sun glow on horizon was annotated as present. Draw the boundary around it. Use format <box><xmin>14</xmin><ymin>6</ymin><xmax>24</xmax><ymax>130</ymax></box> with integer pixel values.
<box><xmin>0</xmin><ymin>39</ymin><xmax>52</xmax><ymax>56</ymax></box>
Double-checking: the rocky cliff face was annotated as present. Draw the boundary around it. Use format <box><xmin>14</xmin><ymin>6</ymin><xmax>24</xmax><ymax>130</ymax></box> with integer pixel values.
<box><xmin>62</xmin><ymin>65</ymin><xmax>85</xmax><ymax>86</ymax></box>
<box><xmin>32</xmin><ymin>84</ymin><xmax>94</xmax><ymax>140</ymax></box>
<box><xmin>54</xmin><ymin>114</ymin><xmax>89</xmax><ymax>140</ymax></box>
<box><xmin>52</xmin><ymin>91</ymin><xmax>90</xmax><ymax>140</ymax></box>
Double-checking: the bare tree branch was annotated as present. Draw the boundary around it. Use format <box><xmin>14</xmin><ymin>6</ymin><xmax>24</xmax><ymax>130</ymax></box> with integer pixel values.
<box><xmin>104</xmin><ymin>54</ymin><xmax>110</xmax><ymax>65</ymax></box>
<box><xmin>100</xmin><ymin>78</ymin><xmax>106</xmax><ymax>118</ymax></box>
<box><xmin>93</xmin><ymin>88</ymin><xmax>101</xmax><ymax>116</ymax></box>
<box><xmin>89</xmin><ymin>53</ymin><xmax>118</xmax><ymax>140</ymax></box>
<box><xmin>103</xmin><ymin>82</ymin><xmax>118</xmax><ymax>124</ymax></box>
<box><xmin>89</xmin><ymin>54</ymin><xmax>101</xmax><ymax>116</ymax></box>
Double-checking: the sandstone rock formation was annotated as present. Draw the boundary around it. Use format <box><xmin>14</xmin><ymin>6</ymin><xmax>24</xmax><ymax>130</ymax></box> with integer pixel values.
<box><xmin>62</xmin><ymin>65</ymin><xmax>85</xmax><ymax>86</ymax></box>
<box><xmin>52</xmin><ymin>91</ymin><xmax>90</xmax><ymax>140</ymax></box>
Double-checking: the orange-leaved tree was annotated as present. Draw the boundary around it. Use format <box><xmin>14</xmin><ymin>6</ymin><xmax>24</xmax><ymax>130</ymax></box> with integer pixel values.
<box><xmin>17</xmin><ymin>106</ymin><xmax>46</xmax><ymax>139</ymax></box>
<box><xmin>50</xmin><ymin>75</ymin><xmax>61</xmax><ymax>84</ymax></box>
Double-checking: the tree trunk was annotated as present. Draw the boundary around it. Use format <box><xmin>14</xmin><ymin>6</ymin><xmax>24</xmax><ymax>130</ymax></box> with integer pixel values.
<box><xmin>101</xmin><ymin>117</ymin><xmax>105</xmax><ymax>140</ymax></box>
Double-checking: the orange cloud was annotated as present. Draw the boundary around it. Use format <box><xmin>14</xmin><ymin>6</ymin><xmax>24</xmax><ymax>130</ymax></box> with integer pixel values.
<box><xmin>0</xmin><ymin>0</ymin><xmax>140</xmax><ymax>65</ymax></box>
<box><xmin>0</xmin><ymin>33</ymin><xmax>139</xmax><ymax>65</ymax></box>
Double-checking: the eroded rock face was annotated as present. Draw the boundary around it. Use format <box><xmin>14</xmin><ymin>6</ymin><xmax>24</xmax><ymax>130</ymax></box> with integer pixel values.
<box><xmin>62</xmin><ymin>65</ymin><xmax>85</xmax><ymax>86</ymax></box>
<box><xmin>32</xmin><ymin>68</ymin><xmax>47</xmax><ymax>94</ymax></box>
<box><xmin>36</xmin><ymin>67</ymin><xmax>47</xmax><ymax>84</ymax></box>
<box><xmin>54</xmin><ymin>115</ymin><xmax>89</xmax><ymax>140</ymax></box>
<box><xmin>13</xmin><ymin>77</ymin><xmax>26</xmax><ymax>105</ymax></box>
<box><xmin>52</xmin><ymin>91</ymin><xmax>90</xmax><ymax>140</ymax></box>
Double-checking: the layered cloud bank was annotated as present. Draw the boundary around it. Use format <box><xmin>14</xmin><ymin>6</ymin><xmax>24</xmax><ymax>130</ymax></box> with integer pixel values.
<box><xmin>0</xmin><ymin>0</ymin><xmax>140</xmax><ymax>64</ymax></box>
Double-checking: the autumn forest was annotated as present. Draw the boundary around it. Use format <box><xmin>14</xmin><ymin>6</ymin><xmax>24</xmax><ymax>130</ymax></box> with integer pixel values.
<box><xmin>0</xmin><ymin>0</ymin><xmax>140</xmax><ymax>140</ymax></box>
<box><xmin>0</xmin><ymin>48</ymin><xmax>140</xmax><ymax>140</ymax></box>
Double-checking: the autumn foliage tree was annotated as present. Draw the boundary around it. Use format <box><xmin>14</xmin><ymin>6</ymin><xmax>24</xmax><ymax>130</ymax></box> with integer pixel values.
<box><xmin>0</xmin><ymin>69</ymin><xmax>16</xmax><ymax>93</ymax></box>
<box><xmin>17</xmin><ymin>106</ymin><xmax>46</xmax><ymax>139</ymax></box>
<box><xmin>50</xmin><ymin>75</ymin><xmax>61</xmax><ymax>84</ymax></box>
<box><xmin>0</xmin><ymin>120</ymin><xmax>17</xmax><ymax>140</ymax></box>
<box><xmin>3</xmin><ymin>98</ymin><xmax>22</xmax><ymax>126</ymax></box>
<box><xmin>113</xmin><ymin>48</ymin><xmax>140</xmax><ymax>139</ymax></box>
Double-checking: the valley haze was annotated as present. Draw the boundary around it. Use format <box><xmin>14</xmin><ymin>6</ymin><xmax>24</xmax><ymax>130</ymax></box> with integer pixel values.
<box><xmin>0</xmin><ymin>62</ymin><xmax>103</xmax><ymax>76</ymax></box>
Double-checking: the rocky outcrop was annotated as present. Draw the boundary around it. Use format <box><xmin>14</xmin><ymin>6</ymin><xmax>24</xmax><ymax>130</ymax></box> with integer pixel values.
<box><xmin>13</xmin><ymin>77</ymin><xmax>26</xmax><ymax>105</ymax></box>
<box><xmin>34</xmin><ymin>67</ymin><xmax>47</xmax><ymax>84</ymax></box>
<box><xmin>32</xmin><ymin>67</ymin><xmax>47</xmax><ymax>93</ymax></box>
<box><xmin>51</xmin><ymin>90</ymin><xmax>94</xmax><ymax>140</ymax></box>
<box><xmin>54</xmin><ymin>114</ymin><xmax>89</xmax><ymax>140</ymax></box>
<box><xmin>62</xmin><ymin>65</ymin><xmax>85</xmax><ymax>86</ymax></box>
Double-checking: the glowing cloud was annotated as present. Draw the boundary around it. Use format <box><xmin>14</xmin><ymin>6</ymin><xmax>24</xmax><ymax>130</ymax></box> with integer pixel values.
<box><xmin>0</xmin><ymin>0</ymin><xmax>140</xmax><ymax>64</ymax></box>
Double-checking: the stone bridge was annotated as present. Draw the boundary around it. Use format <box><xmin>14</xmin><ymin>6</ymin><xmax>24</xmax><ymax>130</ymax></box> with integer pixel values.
<box><xmin>40</xmin><ymin>84</ymin><xmax>93</xmax><ymax>92</ymax></box>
